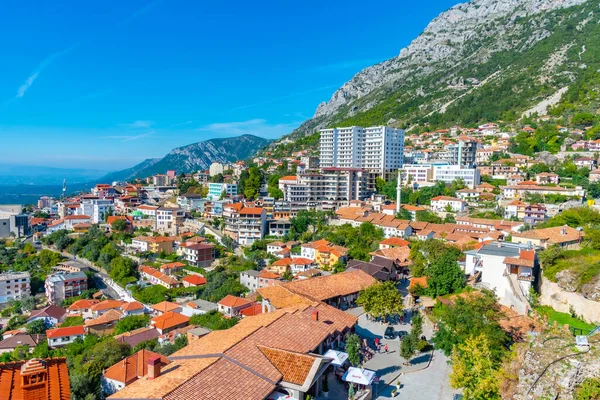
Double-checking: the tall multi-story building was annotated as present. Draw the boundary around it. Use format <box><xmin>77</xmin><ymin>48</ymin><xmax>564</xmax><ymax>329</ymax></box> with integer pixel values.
<box><xmin>363</xmin><ymin>126</ymin><xmax>405</xmax><ymax>179</ymax></box>
<box><xmin>223</xmin><ymin>204</ymin><xmax>267</xmax><ymax>246</ymax></box>
<box><xmin>45</xmin><ymin>272</ymin><xmax>88</xmax><ymax>304</ymax></box>
<box><xmin>319</xmin><ymin>126</ymin><xmax>364</xmax><ymax>169</ymax></box>
<box><xmin>443</xmin><ymin>137</ymin><xmax>479</xmax><ymax>167</ymax></box>
<box><xmin>0</xmin><ymin>272</ymin><xmax>30</xmax><ymax>304</ymax></box>
<box><xmin>433</xmin><ymin>165</ymin><xmax>481</xmax><ymax>188</ymax></box>
<box><xmin>320</xmin><ymin>126</ymin><xmax>404</xmax><ymax>178</ymax></box>
<box><xmin>208</xmin><ymin>182</ymin><xmax>237</xmax><ymax>200</ymax></box>
<box><xmin>281</xmin><ymin>168</ymin><xmax>374</xmax><ymax>211</ymax></box>
<box><xmin>77</xmin><ymin>197</ymin><xmax>114</xmax><ymax>224</ymax></box>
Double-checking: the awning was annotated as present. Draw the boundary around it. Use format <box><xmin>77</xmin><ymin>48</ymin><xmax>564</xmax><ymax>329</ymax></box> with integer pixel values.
<box><xmin>342</xmin><ymin>367</ymin><xmax>376</xmax><ymax>385</ymax></box>
<box><xmin>323</xmin><ymin>349</ymin><xmax>349</xmax><ymax>366</ymax></box>
<box><xmin>266</xmin><ymin>391</ymin><xmax>293</xmax><ymax>400</ymax></box>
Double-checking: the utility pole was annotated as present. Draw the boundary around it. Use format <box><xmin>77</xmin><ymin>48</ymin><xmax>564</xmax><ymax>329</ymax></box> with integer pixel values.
<box><xmin>396</xmin><ymin>169</ymin><xmax>402</xmax><ymax>214</ymax></box>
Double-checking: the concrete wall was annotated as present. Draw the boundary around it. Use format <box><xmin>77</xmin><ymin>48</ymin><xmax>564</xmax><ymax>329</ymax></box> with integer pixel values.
<box><xmin>539</xmin><ymin>276</ymin><xmax>600</xmax><ymax>324</ymax></box>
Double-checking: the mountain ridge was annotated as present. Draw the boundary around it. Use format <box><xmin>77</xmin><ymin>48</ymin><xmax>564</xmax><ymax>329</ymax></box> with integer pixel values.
<box><xmin>100</xmin><ymin>134</ymin><xmax>271</xmax><ymax>183</ymax></box>
<box><xmin>279</xmin><ymin>0</ymin><xmax>598</xmax><ymax>142</ymax></box>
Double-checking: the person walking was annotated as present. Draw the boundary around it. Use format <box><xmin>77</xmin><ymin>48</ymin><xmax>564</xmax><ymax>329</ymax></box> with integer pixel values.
<box><xmin>384</xmin><ymin>344</ymin><xmax>389</xmax><ymax>353</ymax></box>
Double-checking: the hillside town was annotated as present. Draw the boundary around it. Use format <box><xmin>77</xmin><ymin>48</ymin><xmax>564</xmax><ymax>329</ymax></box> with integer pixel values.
<box><xmin>1</xmin><ymin>116</ymin><xmax>599</xmax><ymax>400</ymax></box>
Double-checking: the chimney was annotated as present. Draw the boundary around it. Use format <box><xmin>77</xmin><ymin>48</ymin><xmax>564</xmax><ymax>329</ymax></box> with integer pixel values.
<box><xmin>312</xmin><ymin>310</ymin><xmax>319</xmax><ymax>321</ymax></box>
<box><xmin>561</xmin><ymin>227</ymin><xmax>567</xmax><ymax>235</ymax></box>
<box><xmin>147</xmin><ymin>355</ymin><xmax>162</xmax><ymax>380</ymax></box>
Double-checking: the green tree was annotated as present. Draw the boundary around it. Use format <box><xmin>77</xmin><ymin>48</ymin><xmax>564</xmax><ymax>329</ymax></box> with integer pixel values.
<box><xmin>450</xmin><ymin>334</ymin><xmax>501</xmax><ymax>400</ymax></box>
<box><xmin>111</xmin><ymin>218</ymin><xmax>129</xmax><ymax>232</ymax></box>
<box><xmin>356</xmin><ymin>281</ymin><xmax>403</xmax><ymax>319</ymax></box>
<box><xmin>396</xmin><ymin>208</ymin><xmax>413</xmax><ymax>221</ymax></box>
<box><xmin>114</xmin><ymin>315</ymin><xmax>150</xmax><ymax>334</ymax></box>
<box><xmin>267</xmin><ymin>186</ymin><xmax>284</xmax><ymax>200</ymax></box>
<box><xmin>243</xmin><ymin>166</ymin><xmax>262</xmax><ymax>200</ymax></box>
<box><xmin>189</xmin><ymin>310</ymin><xmax>238</xmax><ymax>330</ymax></box>
<box><xmin>26</xmin><ymin>319</ymin><xmax>47</xmax><ymax>334</ymax></box>
<box><xmin>425</xmin><ymin>250</ymin><xmax>466</xmax><ymax>297</ymax></box>
<box><xmin>345</xmin><ymin>333</ymin><xmax>361</xmax><ymax>367</ymax></box>
<box><xmin>575</xmin><ymin>378</ymin><xmax>600</xmax><ymax>400</ymax></box>
<box><xmin>109</xmin><ymin>256</ymin><xmax>138</xmax><ymax>285</ymax></box>
<box><xmin>400</xmin><ymin>334</ymin><xmax>416</xmax><ymax>364</ymax></box>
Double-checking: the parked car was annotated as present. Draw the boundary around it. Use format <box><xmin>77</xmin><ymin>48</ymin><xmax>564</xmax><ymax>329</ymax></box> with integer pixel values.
<box><xmin>396</xmin><ymin>330</ymin><xmax>409</xmax><ymax>340</ymax></box>
<box><xmin>384</xmin><ymin>326</ymin><xmax>396</xmax><ymax>339</ymax></box>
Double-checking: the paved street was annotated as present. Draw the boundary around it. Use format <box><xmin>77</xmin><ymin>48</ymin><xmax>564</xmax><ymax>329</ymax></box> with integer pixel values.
<box><xmin>350</xmin><ymin>308</ymin><xmax>462</xmax><ymax>400</ymax></box>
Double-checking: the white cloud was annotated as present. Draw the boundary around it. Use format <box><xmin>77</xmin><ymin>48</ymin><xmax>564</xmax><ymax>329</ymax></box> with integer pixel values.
<box><xmin>197</xmin><ymin>119</ymin><xmax>300</xmax><ymax>139</ymax></box>
<box><xmin>15</xmin><ymin>44</ymin><xmax>79</xmax><ymax>99</ymax></box>
<box><xmin>122</xmin><ymin>120</ymin><xmax>155</xmax><ymax>129</ymax></box>
<box><xmin>97</xmin><ymin>131</ymin><xmax>154</xmax><ymax>141</ymax></box>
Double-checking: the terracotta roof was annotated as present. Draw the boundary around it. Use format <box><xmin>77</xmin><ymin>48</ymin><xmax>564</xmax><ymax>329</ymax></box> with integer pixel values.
<box><xmin>280</xmin><ymin>269</ymin><xmax>376</xmax><ymax>302</ymax></box>
<box><xmin>370</xmin><ymin>246</ymin><xmax>411</xmax><ymax>265</ymax></box>
<box><xmin>279</xmin><ymin>176</ymin><xmax>297</xmax><ymax>181</ymax></box>
<box><xmin>271</xmin><ymin>258</ymin><xmax>292</xmax><ymax>267</ymax></box>
<box><xmin>107</xmin><ymin>216</ymin><xmax>133</xmax><ymax>225</ymax></box>
<box><xmin>103</xmin><ymin>349</ymin><xmax>170</xmax><ymax>385</ymax></box>
<box><xmin>291</xmin><ymin>257</ymin><xmax>314</xmax><ymax>265</ymax></box>
<box><xmin>218</xmin><ymin>295</ymin><xmax>252</xmax><ymax>308</ymax></box>
<box><xmin>64</xmin><ymin>215</ymin><xmax>91</xmax><ymax>220</ymax></box>
<box><xmin>67</xmin><ymin>299</ymin><xmax>99</xmax><ymax>311</ymax></box>
<box><xmin>151</xmin><ymin>301</ymin><xmax>181</xmax><ymax>313</ymax></box>
<box><xmin>0</xmin><ymin>334</ymin><xmax>45</xmax><ymax>350</ymax></box>
<box><xmin>160</xmin><ymin>262</ymin><xmax>186</xmax><ymax>270</ymax></box>
<box><xmin>91</xmin><ymin>300</ymin><xmax>124</xmax><ymax>312</ymax></box>
<box><xmin>257</xmin><ymin>346</ymin><xmax>318</xmax><ymax>385</ymax></box>
<box><xmin>121</xmin><ymin>301</ymin><xmax>145</xmax><ymax>311</ymax></box>
<box><xmin>239</xmin><ymin>207</ymin><xmax>265</xmax><ymax>216</ymax></box>
<box><xmin>257</xmin><ymin>285</ymin><xmax>316</xmax><ymax>309</ymax></box>
<box><xmin>239</xmin><ymin>304</ymin><xmax>264</xmax><ymax>317</ymax></box>
<box><xmin>301</xmin><ymin>239</ymin><xmax>330</xmax><ymax>249</ymax></box>
<box><xmin>503</xmin><ymin>257</ymin><xmax>534</xmax><ymax>268</ymax></box>
<box><xmin>181</xmin><ymin>275</ymin><xmax>207</xmax><ymax>286</ymax></box>
<box><xmin>46</xmin><ymin>325</ymin><xmax>85</xmax><ymax>339</ymax></box>
<box><xmin>151</xmin><ymin>312</ymin><xmax>190</xmax><ymax>331</ymax></box>
<box><xmin>379</xmin><ymin>237</ymin><xmax>410</xmax><ymax>247</ymax></box>
<box><xmin>431</xmin><ymin>196</ymin><xmax>464</xmax><ymax>202</ymax></box>
<box><xmin>512</xmin><ymin>225</ymin><xmax>582</xmax><ymax>245</ymax></box>
<box><xmin>258</xmin><ymin>270</ymin><xmax>280</xmax><ymax>280</ymax></box>
<box><xmin>141</xmin><ymin>266</ymin><xmax>180</xmax><ymax>286</ymax></box>
<box><xmin>0</xmin><ymin>358</ymin><xmax>70</xmax><ymax>400</ymax></box>
<box><xmin>85</xmin><ymin>309</ymin><xmax>123</xmax><ymax>327</ymax></box>
<box><xmin>409</xmin><ymin>276</ymin><xmax>428</xmax><ymax>290</ymax></box>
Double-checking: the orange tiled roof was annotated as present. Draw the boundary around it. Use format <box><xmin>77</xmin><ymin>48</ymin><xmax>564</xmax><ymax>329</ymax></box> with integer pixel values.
<box><xmin>257</xmin><ymin>346</ymin><xmax>317</xmax><ymax>385</ymax></box>
<box><xmin>91</xmin><ymin>300</ymin><xmax>124</xmax><ymax>312</ymax></box>
<box><xmin>151</xmin><ymin>301</ymin><xmax>181</xmax><ymax>313</ymax></box>
<box><xmin>280</xmin><ymin>269</ymin><xmax>375</xmax><ymax>302</ymax></box>
<box><xmin>258</xmin><ymin>270</ymin><xmax>280</xmax><ymax>279</ymax></box>
<box><xmin>239</xmin><ymin>304</ymin><xmax>264</xmax><ymax>317</ymax></box>
<box><xmin>122</xmin><ymin>301</ymin><xmax>145</xmax><ymax>311</ymax></box>
<box><xmin>182</xmin><ymin>275</ymin><xmax>207</xmax><ymax>286</ymax></box>
<box><xmin>379</xmin><ymin>237</ymin><xmax>410</xmax><ymax>247</ymax></box>
<box><xmin>151</xmin><ymin>312</ymin><xmax>190</xmax><ymax>331</ymax></box>
<box><xmin>409</xmin><ymin>276</ymin><xmax>428</xmax><ymax>290</ymax></box>
<box><xmin>141</xmin><ymin>266</ymin><xmax>179</xmax><ymax>286</ymax></box>
<box><xmin>0</xmin><ymin>358</ymin><xmax>71</xmax><ymax>400</ymax></box>
<box><xmin>67</xmin><ymin>299</ymin><xmax>99</xmax><ymax>311</ymax></box>
<box><xmin>85</xmin><ymin>309</ymin><xmax>123</xmax><ymax>326</ymax></box>
<box><xmin>46</xmin><ymin>325</ymin><xmax>85</xmax><ymax>339</ymax></box>
<box><xmin>218</xmin><ymin>295</ymin><xmax>252</xmax><ymax>308</ymax></box>
<box><xmin>103</xmin><ymin>349</ymin><xmax>170</xmax><ymax>385</ymax></box>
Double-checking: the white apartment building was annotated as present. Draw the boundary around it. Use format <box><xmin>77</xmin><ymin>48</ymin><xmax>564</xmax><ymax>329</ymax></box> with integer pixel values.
<box><xmin>0</xmin><ymin>272</ymin><xmax>30</xmax><ymax>304</ymax></box>
<box><xmin>433</xmin><ymin>165</ymin><xmax>481</xmax><ymax>188</ymax></box>
<box><xmin>223</xmin><ymin>205</ymin><xmax>267</xmax><ymax>246</ymax></box>
<box><xmin>155</xmin><ymin>207</ymin><xmax>185</xmax><ymax>233</ymax></box>
<box><xmin>430</xmin><ymin>196</ymin><xmax>467</xmax><ymax>212</ymax></box>
<box><xmin>209</xmin><ymin>162</ymin><xmax>227</xmax><ymax>177</ymax></box>
<box><xmin>401</xmin><ymin>164</ymin><xmax>434</xmax><ymax>186</ymax></box>
<box><xmin>281</xmin><ymin>168</ymin><xmax>372</xmax><ymax>211</ymax></box>
<box><xmin>77</xmin><ymin>198</ymin><xmax>114</xmax><ymax>223</ymax></box>
<box><xmin>443</xmin><ymin>137</ymin><xmax>479</xmax><ymax>167</ymax></box>
<box><xmin>208</xmin><ymin>182</ymin><xmax>237</xmax><ymax>200</ymax></box>
<box><xmin>320</xmin><ymin>126</ymin><xmax>405</xmax><ymax>178</ymax></box>
<box><xmin>320</xmin><ymin>126</ymin><xmax>364</xmax><ymax>169</ymax></box>
<box><xmin>363</xmin><ymin>126</ymin><xmax>404</xmax><ymax>178</ymax></box>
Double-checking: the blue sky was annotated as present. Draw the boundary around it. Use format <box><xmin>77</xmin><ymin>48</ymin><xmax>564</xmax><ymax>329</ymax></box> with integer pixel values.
<box><xmin>0</xmin><ymin>0</ymin><xmax>460</xmax><ymax>171</ymax></box>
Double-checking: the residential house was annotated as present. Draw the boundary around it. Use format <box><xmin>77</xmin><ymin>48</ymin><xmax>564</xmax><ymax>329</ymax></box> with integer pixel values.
<box><xmin>346</xmin><ymin>256</ymin><xmax>397</xmax><ymax>281</ymax></box>
<box><xmin>115</xmin><ymin>327</ymin><xmax>160</xmax><ymax>349</ymax></box>
<box><xmin>131</xmin><ymin>236</ymin><xmax>177</xmax><ymax>254</ymax></box>
<box><xmin>150</xmin><ymin>311</ymin><xmax>190</xmax><ymax>335</ymax></box>
<box><xmin>140</xmin><ymin>266</ymin><xmax>180</xmax><ymax>289</ymax></box>
<box><xmin>66</xmin><ymin>299</ymin><xmax>99</xmax><ymax>319</ymax></box>
<box><xmin>269</xmin><ymin>219</ymin><xmax>292</xmax><ymax>237</ymax></box>
<box><xmin>91</xmin><ymin>300</ymin><xmax>125</xmax><ymax>316</ymax></box>
<box><xmin>512</xmin><ymin>225</ymin><xmax>583</xmax><ymax>249</ymax></box>
<box><xmin>590</xmin><ymin>169</ymin><xmax>600</xmax><ymax>183</ymax></box>
<box><xmin>259</xmin><ymin>269</ymin><xmax>376</xmax><ymax>311</ymax></box>
<box><xmin>105</xmin><ymin>303</ymin><xmax>357</xmax><ymax>400</ymax></box>
<box><xmin>0</xmin><ymin>333</ymin><xmax>45</xmax><ymax>354</ymax></box>
<box><xmin>314</xmin><ymin>244</ymin><xmax>348</xmax><ymax>270</ymax></box>
<box><xmin>121</xmin><ymin>301</ymin><xmax>146</xmax><ymax>316</ymax></box>
<box><xmin>27</xmin><ymin>305</ymin><xmax>66</xmax><ymax>327</ymax></box>
<box><xmin>107</xmin><ymin>216</ymin><xmax>134</xmax><ymax>232</ymax></box>
<box><xmin>46</xmin><ymin>325</ymin><xmax>86</xmax><ymax>348</ymax></box>
<box><xmin>150</xmin><ymin>301</ymin><xmax>182</xmax><ymax>315</ymax></box>
<box><xmin>180</xmin><ymin>243</ymin><xmax>215</xmax><ymax>268</ymax></box>
<box><xmin>0</xmin><ymin>358</ymin><xmax>71</xmax><ymax>400</ymax></box>
<box><xmin>217</xmin><ymin>295</ymin><xmax>253</xmax><ymax>317</ymax></box>
<box><xmin>85</xmin><ymin>309</ymin><xmax>123</xmax><ymax>335</ymax></box>
<box><xmin>430</xmin><ymin>196</ymin><xmax>466</xmax><ymax>212</ymax></box>
<box><xmin>574</xmin><ymin>157</ymin><xmax>596</xmax><ymax>169</ymax></box>
<box><xmin>378</xmin><ymin>237</ymin><xmax>410</xmax><ymax>250</ymax></box>
<box><xmin>505</xmin><ymin>200</ymin><xmax>527</xmax><ymax>220</ymax></box>
<box><xmin>523</xmin><ymin>204</ymin><xmax>547</xmax><ymax>225</ymax></box>
<box><xmin>224</xmin><ymin>204</ymin><xmax>267</xmax><ymax>246</ymax></box>
<box><xmin>45</xmin><ymin>272</ymin><xmax>88</xmax><ymax>304</ymax></box>
<box><xmin>181</xmin><ymin>275</ymin><xmax>207</xmax><ymax>287</ymax></box>
<box><xmin>159</xmin><ymin>262</ymin><xmax>185</xmax><ymax>275</ymax></box>
<box><xmin>536</xmin><ymin>172</ymin><xmax>559</xmax><ymax>185</ymax></box>
<box><xmin>102</xmin><ymin>349</ymin><xmax>170</xmax><ymax>397</ymax></box>
<box><xmin>240</xmin><ymin>270</ymin><xmax>261</xmax><ymax>291</ymax></box>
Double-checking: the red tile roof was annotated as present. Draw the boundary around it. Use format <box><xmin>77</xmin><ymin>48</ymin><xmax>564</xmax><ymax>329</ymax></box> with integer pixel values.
<box><xmin>103</xmin><ymin>349</ymin><xmax>170</xmax><ymax>385</ymax></box>
<box><xmin>181</xmin><ymin>275</ymin><xmax>207</xmax><ymax>286</ymax></box>
<box><xmin>46</xmin><ymin>325</ymin><xmax>85</xmax><ymax>339</ymax></box>
<box><xmin>0</xmin><ymin>358</ymin><xmax>71</xmax><ymax>400</ymax></box>
<box><xmin>218</xmin><ymin>295</ymin><xmax>252</xmax><ymax>308</ymax></box>
<box><xmin>151</xmin><ymin>312</ymin><xmax>190</xmax><ymax>331</ymax></box>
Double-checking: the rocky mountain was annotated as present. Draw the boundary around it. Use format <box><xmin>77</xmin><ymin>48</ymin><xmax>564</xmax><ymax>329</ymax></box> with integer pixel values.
<box><xmin>100</xmin><ymin>134</ymin><xmax>271</xmax><ymax>182</ymax></box>
<box><xmin>286</xmin><ymin>0</ymin><xmax>599</xmax><ymax>139</ymax></box>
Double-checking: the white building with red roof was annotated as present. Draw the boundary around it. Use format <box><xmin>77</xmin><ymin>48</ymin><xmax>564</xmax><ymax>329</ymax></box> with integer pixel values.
<box><xmin>46</xmin><ymin>325</ymin><xmax>86</xmax><ymax>348</ymax></box>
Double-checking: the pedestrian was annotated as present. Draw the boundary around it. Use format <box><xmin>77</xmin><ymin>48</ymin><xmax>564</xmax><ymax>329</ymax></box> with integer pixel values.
<box><xmin>384</xmin><ymin>344</ymin><xmax>389</xmax><ymax>353</ymax></box>
<box><xmin>374</xmin><ymin>337</ymin><xmax>379</xmax><ymax>348</ymax></box>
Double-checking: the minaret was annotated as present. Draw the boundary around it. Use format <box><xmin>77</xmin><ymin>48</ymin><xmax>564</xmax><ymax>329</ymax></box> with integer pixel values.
<box><xmin>396</xmin><ymin>169</ymin><xmax>402</xmax><ymax>214</ymax></box>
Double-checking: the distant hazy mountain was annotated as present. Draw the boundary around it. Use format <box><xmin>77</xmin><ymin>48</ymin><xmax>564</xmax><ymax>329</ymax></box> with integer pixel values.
<box><xmin>100</xmin><ymin>134</ymin><xmax>271</xmax><ymax>182</ymax></box>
